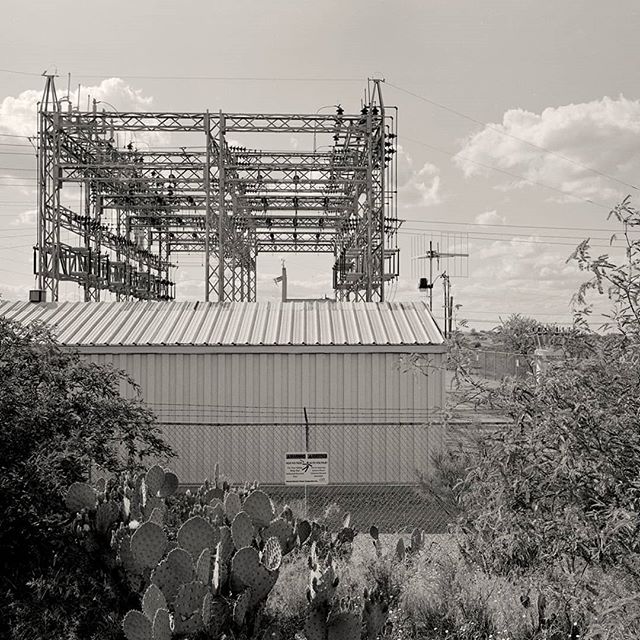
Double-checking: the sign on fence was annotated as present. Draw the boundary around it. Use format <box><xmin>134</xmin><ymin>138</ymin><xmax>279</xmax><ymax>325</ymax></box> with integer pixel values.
<box><xmin>285</xmin><ymin>452</ymin><xmax>329</xmax><ymax>485</ymax></box>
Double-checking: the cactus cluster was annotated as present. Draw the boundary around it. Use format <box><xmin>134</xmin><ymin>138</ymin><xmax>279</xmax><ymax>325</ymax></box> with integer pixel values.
<box><xmin>369</xmin><ymin>525</ymin><xmax>424</xmax><ymax>562</ymax></box>
<box><xmin>65</xmin><ymin>464</ymin><xmax>331</xmax><ymax>639</ymax></box>
<box><xmin>304</xmin><ymin>542</ymin><xmax>390</xmax><ymax>640</ymax></box>
<box><xmin>64</xmin><ymin>464</ymin><xmax>396</xmax><ymax>640</ymax></box>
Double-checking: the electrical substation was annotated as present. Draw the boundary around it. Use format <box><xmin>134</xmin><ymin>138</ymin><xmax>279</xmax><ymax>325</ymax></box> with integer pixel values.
<box><xmin>35</xmin><ymin>76</ymin><xmax>400</xmax><ymax>303</ymax></box>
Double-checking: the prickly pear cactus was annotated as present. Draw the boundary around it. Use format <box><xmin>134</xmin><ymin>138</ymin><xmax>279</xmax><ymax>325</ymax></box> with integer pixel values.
<box><xmin>122</xmin><ymin>609</ymin><xmax>153</xmax><ymax>640</ymax></box>
<box><xmin>131</xmin><ymin>521</ymin><xmax>168</xmax><ymax>568</ymax></box>
<box><xmin>262</xmin><ymin>536</ymin><xmax>283</xmax><ymax>571</ymax></box>
<box><xmin>363</xmin><ymin>588</ymin><xmax>390</xmax><ymax>639</ymax></box>
<box><xmin>308</xmin><ymin>545</ymin><xmax>339</xmax><ymax>607</ymax></box>
<box><xmin>177</xmin><ymin>515</ymin><xmax>219</xmax><ymax>561</ymax></box>
<box><xmin>64</xmin><ymin>462</ymin><xmax>333</xmax><ymax>640</ymax></box>
<box><xmin>231</xmin><ymin>511</ymin><xmax>255</xmax><ymax>550</ymax></box>
<box><xmin>243</xmin><ymin>489</ymin><xmax>274</xmax><ymax>528</ymax></box>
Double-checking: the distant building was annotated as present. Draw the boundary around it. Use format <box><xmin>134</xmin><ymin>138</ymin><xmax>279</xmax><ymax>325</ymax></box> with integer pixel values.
<box><xmin>1</xmin><ymin>300</ymin><xmax>446</xmax><ymax>486</ymax></box>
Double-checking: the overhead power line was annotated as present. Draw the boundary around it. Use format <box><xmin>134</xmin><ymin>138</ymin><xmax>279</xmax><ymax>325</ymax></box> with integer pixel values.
<box><xmin>0</xmin><ymin>67</ymin><xmax>363</xmax><ymax>82</ymax></box>
<box><xmin>401</xmin><ymin>218</ymin><xmax>634</xmax><ymax>234</ymax></box>
<box><xmin>386</xmin><ymin>81</ymin><xmax>639</xmax><ymax>193</ymax></box>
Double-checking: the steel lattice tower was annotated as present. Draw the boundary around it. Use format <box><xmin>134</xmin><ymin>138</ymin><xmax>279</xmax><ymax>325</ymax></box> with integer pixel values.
<box><xmin>36</xmin><ymin>76</ymin><xmax>400</xmax><ymax>302</ymax></box>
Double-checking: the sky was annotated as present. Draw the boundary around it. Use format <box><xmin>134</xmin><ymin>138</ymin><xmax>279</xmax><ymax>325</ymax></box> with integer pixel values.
<box><xmin>1</xmin><ymin>0</ymin><xmax>639</xmax><ymax>330</ymax></box>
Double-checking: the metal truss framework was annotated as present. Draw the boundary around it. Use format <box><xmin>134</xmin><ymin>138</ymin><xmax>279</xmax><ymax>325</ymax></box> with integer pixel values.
<box><xmin>36</xmin><ymin>77</ymin><xmax>400</xmax><ymax>302</ymax></box>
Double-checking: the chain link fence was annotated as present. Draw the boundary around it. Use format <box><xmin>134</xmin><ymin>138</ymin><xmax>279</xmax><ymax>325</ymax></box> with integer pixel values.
<box><xmin>156</xmin><ymin>417</ymin><xmax>451</xmax><ymax>534</ymax></box>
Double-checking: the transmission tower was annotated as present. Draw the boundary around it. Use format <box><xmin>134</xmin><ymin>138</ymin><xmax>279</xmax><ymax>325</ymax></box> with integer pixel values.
<box><xmin>35</xmin><ymin>76</ymin><xmax>400</xmax><ymax>302</ymax></box>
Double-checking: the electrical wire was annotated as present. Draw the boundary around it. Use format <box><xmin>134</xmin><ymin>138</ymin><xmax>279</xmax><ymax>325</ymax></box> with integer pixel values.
<box><xmin>0</xmin><ymin>67</ymin><xmax>363</xmax><ymax>82</ymax></box>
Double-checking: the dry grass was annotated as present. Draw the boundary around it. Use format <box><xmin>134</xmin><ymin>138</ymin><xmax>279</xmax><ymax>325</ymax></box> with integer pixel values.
<box><xmin>264</xmin><ymin>533</ymin><xmax>640</xmax><ymax>640</ymax></box>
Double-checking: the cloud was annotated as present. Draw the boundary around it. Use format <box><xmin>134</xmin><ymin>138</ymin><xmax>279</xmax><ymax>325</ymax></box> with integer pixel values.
<box><xmin>474</xmin><ymin>210</ymin><xmax>506</xmax><ymax>225</ymax></box>
<box><xmin>0</xmin><ymin>78</ymin><xmax>161</xmax><ymax>144</ymax></box>
<box><xmin>12</xmin><ymin>209</ymin><xmax>37</xmax><ymax>226</ymax></box>
<box><xmin>454</xmin><ymin>95</ymin><xmax>640</xmax><ymax>203</ymax></box>
<box><xmin>396</xmin><ymin>146</ymin><xmax>442</xmax><ymax>207</ymax></box>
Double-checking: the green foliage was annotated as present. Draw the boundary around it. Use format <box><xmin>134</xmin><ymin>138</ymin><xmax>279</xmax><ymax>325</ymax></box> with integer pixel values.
<box><xmin>0</xmin><ymin>317</ymin><xmax>172</xmax><ymax>639</ymax></box>
<box><xmin>495</xmin><ymin>313</ymin><xmax>544</xmax><ymax>355</ymax></box>
<box><xmin>450</xmin><ymin>199</ymin><xmax>640</xmax><ymax>579</ymax></box>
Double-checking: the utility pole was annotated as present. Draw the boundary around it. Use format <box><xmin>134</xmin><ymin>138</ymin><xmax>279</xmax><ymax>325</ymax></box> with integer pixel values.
<box><xmin>416</xmin><ymin>241</ymin><xmax>468</xmax><ymax>312</ymax></box>
<box><xmin>274</xmin><ymin>259</ymin><xmax>287</xmax><ymax>302</ymax></box>
<box><xmin>442</xmin><ymin>272</ymin><xmax>454</xmax><ymax>338</ymax></box>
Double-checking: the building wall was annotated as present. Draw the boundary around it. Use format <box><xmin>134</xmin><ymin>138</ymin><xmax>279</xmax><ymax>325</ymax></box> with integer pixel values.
<box><xmin>85</xmin><ymin>349</ymin><xmax>445</xmax><ymax>484</ymax></box>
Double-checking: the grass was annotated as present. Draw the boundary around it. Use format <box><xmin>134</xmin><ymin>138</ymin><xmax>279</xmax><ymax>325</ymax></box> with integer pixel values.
<box><xmin>264</xmin><ymin>532</ymin><xmax>640</xmax><ymax>640</ymax></box>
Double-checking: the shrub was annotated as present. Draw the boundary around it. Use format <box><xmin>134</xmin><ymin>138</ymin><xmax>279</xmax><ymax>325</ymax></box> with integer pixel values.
<box><xmin>0</xmin><ymin>317</ymin><xmax>172</xmax><ymax>639</ymax></box>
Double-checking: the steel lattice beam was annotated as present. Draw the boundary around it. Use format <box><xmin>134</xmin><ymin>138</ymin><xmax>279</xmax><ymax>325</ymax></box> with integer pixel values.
<box><xmin>35</xmin><ymin>77</ymin><xmax>399</xmax><ymax>302</ymax></box>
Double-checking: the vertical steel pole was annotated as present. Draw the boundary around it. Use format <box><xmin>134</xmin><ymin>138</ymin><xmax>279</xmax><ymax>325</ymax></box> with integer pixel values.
<box><xmin>428</xmin><ymin>240</ymin><xmax>433</xmax><ymax>312</ymax></box>
<box><xmin>204</xmin><ymin>111</ymin><xmax>211</xmax><ymax>302</ymax></box>
<box><xmin>365</xmin><ymin>105</ymin><xmax>373</xmax><ymax>302</ymax></box>
<box><xmin>375</xmin><ymin>80</ymin><xmax>386</xmax><ymax>302</ymax></box>
<box><xmin>218</xmin><ymin>111</ymin><xmax>225</xmax><ymax>302</ymax></box>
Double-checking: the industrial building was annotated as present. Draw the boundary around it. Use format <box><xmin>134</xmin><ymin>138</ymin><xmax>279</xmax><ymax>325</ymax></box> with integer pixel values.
<box><xmin>0</xmin><ymin>300</ymin><xmax>445</xmax><ymax>486</ymax></box>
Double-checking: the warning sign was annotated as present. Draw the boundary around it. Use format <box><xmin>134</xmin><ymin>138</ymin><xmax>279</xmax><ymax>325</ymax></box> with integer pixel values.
<box><xmin>285</xmin><ymin>452</ymin><xmax>329</xmax><ymax>485</ymax></box>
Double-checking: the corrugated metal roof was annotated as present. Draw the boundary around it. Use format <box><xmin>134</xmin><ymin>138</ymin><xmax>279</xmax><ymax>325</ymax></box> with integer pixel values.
<box><xmin>0</xmin><ymin>300</ymin><xmax>444</xmax><ymax>347</ymax></box>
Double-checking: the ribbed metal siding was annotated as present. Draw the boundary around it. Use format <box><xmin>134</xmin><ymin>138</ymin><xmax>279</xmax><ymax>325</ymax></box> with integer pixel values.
<box><xmin>88</xmin><ymin>351</ymin><xmax>443</xmax><ymax>484</ymax></box>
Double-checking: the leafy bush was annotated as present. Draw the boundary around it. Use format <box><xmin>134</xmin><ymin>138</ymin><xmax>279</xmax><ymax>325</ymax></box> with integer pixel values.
<box><xmin>0</xmin><ymin>317</ymin><xmax>172</xmax><ymax>639</ymax></box>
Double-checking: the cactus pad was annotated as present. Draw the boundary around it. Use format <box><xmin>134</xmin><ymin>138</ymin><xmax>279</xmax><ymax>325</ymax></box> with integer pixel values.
<box><xmin>145</xmin><ymin>465</ymin><xmax>165</xmax><ymax>497</ymax></box>
<box><xmin>173</xmin><ymin>611</ymin><xmax>203</xmax><ymax>636</ymax></box>
<box><xmin>242</xmin><ymin>490</ymin><xmax>274</xmax><ymax>527</ymax></box>
<box><xmin>309</xmin><ymin>555</ymin><xmax>339</xmax><ymax>605</ymax></box>
<box><xmin>152</xmin><ymin>547</ymin><xmax>195</xmax><ymax>602</ymax></box>
<box><xmin>131</xmin><ymin>522</ymin><xmax>168</xmax><ymax>568</ymax></box>
<box><xmin>395</xmin><ymin>538</ymin><xmax>406</xmax><ymax>561</ymax></box>
<box><xmin>202</xmin><ymin>592</ymin><xmax>214</xmax><ymax>625</ymax></box>
<box><xmin>122</xmin><ymin>610</ymin><xmax>153</xmax><ymax>640</ymax></box>
<box><xmin>96</xmin><ymin>501</ymin><xmax>120</xmax><ymax>534</ymax></box>
<box><xmin>174</xmin><ymin>581</ymin><xmax>208</xmax><ymax>619</ymax></box>
<box><xmin>262</xmin><ymin>536</ymin><xmax>283</xmax><ymax>571</ymax></box>
<box><xmin>305</xmin><ymin>607</ymin><xmax>328</xmax><ymax>640</ymax></box>
<box><xmin>117</xmin><ymin>533</ymin><xmax>141</xmax><ymax>575</ymax></box>
<box><xmin>233</xmin><ymin>588</ymin><xmax>251</xmax><ymax>626</ymax></box>
<box><xmin>205</xmin><ymin>487</ymin><xmax>225</xmax><ymax>504</ymax></box>
<box><xmin>208</xmin><ymin>501</ymin><xmax>226</xmax><ymax>526</ymax></box>
<box><xmin>142</xmin><ymin>583</ymin><xmax>167</xmax><ymax>622</ymax></box>
<box><xmin>297</xmin><ymin>519</ymin><xmax>312</xmax><ymax>545</ymax></box>
<box><xmin>327</xmin><ymin>611</ymin><xmax>361</xmax><ymax>640</ymax></box>
<box><xmin>363</xmin><ymin>588</ymin><xmax>389</xmax><ymax>639</ymax></box>
<box><xmin>219</xmin><ymin>525</ymin><xmax>234</xmax><ymax>560</ymax></box>
<box><xmin>231</xmin><ymin>511</ymin><xmax>254</xmax><ymax>550</ymax></box>
<box><xmin>65</xmin><ymin>482</ymin><xmax>97</xmax><ymax>512</ymax></box>
<box><xmin>158</xmin><ymin>470</ymin><xmax>179</xmax><ymax>497</ymax></box>
<box><xmin>230</xmin><ymin>545</ymin><xmax>279</xmax><ymax>604</ymax></box>
<box><xmin>224</xmin><ymin>491</ymin><xmax>242</xmax><ymax>521</ymax></box>
<box><xmin>148</xmin><ymin>507</ymin><xmax>165</xmax><ymax>527</ymax></box>
<box><xmin>410</xmin><ymin>528</ymin><xmax>423</xmax><ymax>553</ymax></box>
<box><xmin>248</xmin><ymin>564</ymin><xmax>279</xmax><ymax>606</ymax></box>
<box><xmin>262</xmin><ymin>518</ymin><xmax>294</xmax><ymax>552</ymax></box>
<box><xmin>231</xmin><ymin>546</ymin><xmax>261</xmax><ymax>591</ymax></box>
<box><xmin>152</xmin><ymin>608</ymin><xmax>171</xmax><ymax>640</ymax></box>
<box><xmin>178</xmin><ymin>516</ymin><xmax>217</xmax><ymax>561</ymax></box>
<box><xmin>212</xmin><ymin>553</ymin><xmax>226</xmax><ymax>594</ymax></box>
<box><xmin>196</xmin><ymin>547</ymin><xmax>211</xmax><ymax>584</ymax></box>
<box><xmin>369</xmin><ymin>525</ymin><xmax>379</xmax><ymax>541</ymax></box>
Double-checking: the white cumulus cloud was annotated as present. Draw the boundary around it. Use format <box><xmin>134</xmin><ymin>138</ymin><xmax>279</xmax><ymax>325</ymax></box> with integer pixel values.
<box><xmin>454</xmin><ymin>95</ymin><xmax>640</xmax><ymax>203</ymax></box>
<box><xmin>474</xmin><ymin>210</ymin><xmax>506</xmax><ymax>225</ymax></box>
<box><xmin>396</xmin><ymin>146</ymin><xmax>442</xmax><ymax>207</ymax></box>
<box><xmin>0</xmin><ymin>78</ymin><xmax>160</xmax><ymax>142</ymax></box>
